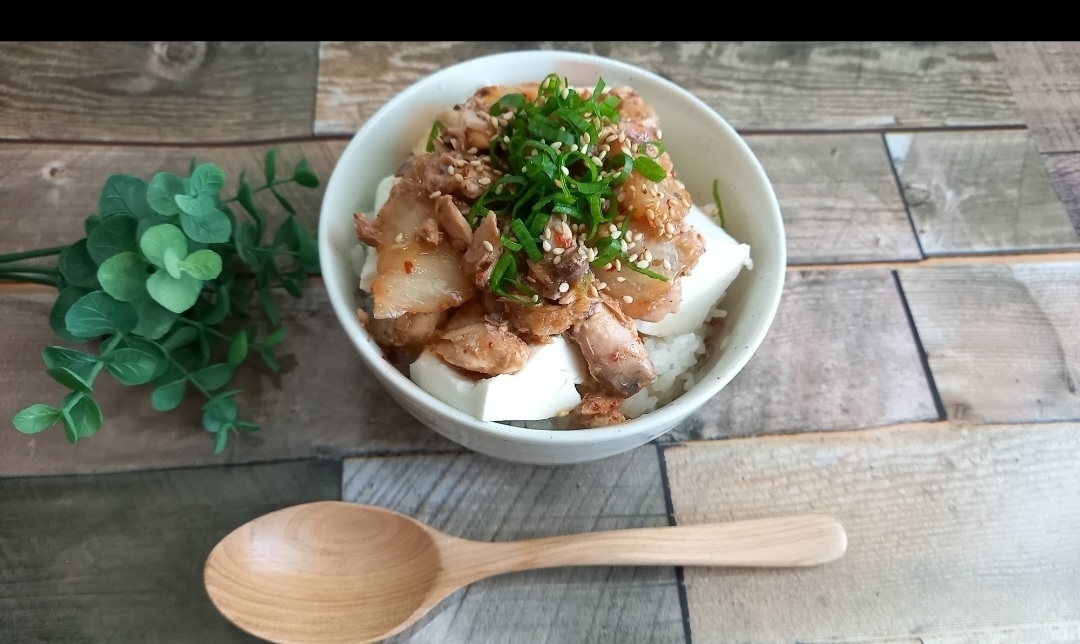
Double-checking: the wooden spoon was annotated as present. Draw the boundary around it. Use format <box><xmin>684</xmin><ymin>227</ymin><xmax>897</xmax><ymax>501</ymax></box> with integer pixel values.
<box><xmin>204</xmin><ymin>500</ymin><xmax>846</xmax><ymax>644</ymax></box>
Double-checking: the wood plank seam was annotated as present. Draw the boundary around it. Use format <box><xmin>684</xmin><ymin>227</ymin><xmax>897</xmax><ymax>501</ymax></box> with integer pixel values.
<box><xmin>890</xmin><ymin>271</ymin><xmax>947</xmax><ymax>421</ymax></box>
<box><xmin>654</xmin><ymin>442</ymin><xmax>693</xmax><ymax>644</ymax></box>
<box><xmin>881</xmin><ymin>132</ymin><xmax>929</xmax><ymax>260</ymax></box>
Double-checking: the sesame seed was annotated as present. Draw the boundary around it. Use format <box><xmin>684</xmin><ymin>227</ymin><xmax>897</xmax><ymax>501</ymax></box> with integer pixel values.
<box><xmin>614</xmin><ymin>258</ymin><xmax>622</xmax><ymax>271</ymax></box>
<box><xmin>620</xmin><ymin>240</ymin><xmax>628</xmax><ymax>252</ymax></box>
<box><xmin>532</xmin><ymin>293</ymin><xmax>541</xmax><ymax>302</ymax></box>
<box><xmin>559</xmin><ymin>282</ymin><xmax>570</xmax><ymax>293</ymax></box>
<box><xmin>622</xmin><ymin>295</ymin><xmax>634</xmax><ymax>304</ymax></box>
<box><xmin>656</xmin><ymin>129</ymin><xmax>663</xmax><ymax>139</ymax></box>
<box><xmin>446</xmin><ymin>166</ymin><xmax>454</xmax><ymax>174</ymax></box>
<box><xmin>662</xmin><ymin>258</ymin><xmax>671</xmax><ymax>270</ymax></box>
<box><xmin>553</xmin><ymin>255</ymin><xmax>562</xmax><ymax>265</ymax></box>
<box><xmin>470</xmin><ymin>159</ymin><xmax>482</xmax><ymax>168</ymax></box>
<box><xmin>561</xmin><ymin>166</ymin><xmax>570</xmax><ymax>176</ymax></box>
<box><xmin>634</xmin><ymin>231</ymin><xmax>645</xmax><ymax>242</ymax></box>
<box><xmin>596</xmin><ymin>281</ymin><xmax>607</xmax><ymax>289</ymax></box>
<box><xmin>570</xmin><ymin>144</ymin><xmax>579</xmax><ymax>152</ymax></box>
<box><xmin>665</xmin><ymin>222</ymin><xmax>676</xmax><ymax>234</ymax></box>
<box><xmin>542</xmin><ymin>240</ymin><xmax>552</xmax><ymax>252</ymax></box>
<box><xmin>454</xmin><ymin>173</ymin><xmax>464</xmax><ymax>182</ymax></box>
<box><xmin>557</xmin><ymin>410</ymin><xmax>570</xmax><ymax>417</ymax></box>
<box><xmin>603</xmin><ymin>263</ymin><xmax>612</xmax><ymax>270</ymax></box>
<box><xmin>554</xmin><ymin>179</ymin><xmax>562</xmax><ymax>188</ymax></box>
<box><xmin>587</xmin><ymin>285</ymin><xmax>599</xmax><ymax>298</ymax></box>
<box><xmin>553</xmin><ymin>247</ymin><xmax>565</xmax><ymax>255</ymax></box>
<box><xmin>616</xmin><ymin>276</ymin><xmax>626</xmax><ymax>282</ymax></box>
<box><xmin>482</xmin><ymin>240</ymin><xmax>494</xmax><ymax>252</ymax></box>
<box><xmin>636</xmin><ymin>260</ymin><xmax>649</xmax><ymax>269</ymax></box>
<box><xmin>644</xmin><ymin>250</ymin><xmax>653</xmax><ymax>262</ymax></box>
<box><xmin>552</xmin><ymin>141</ymin><xmax>563</xmax><ymax>151</ymax></box>
<box><xmin>478</xmin><ymin>177</ymin><xmax>491</xmax><ymax>185</ymax></box>
<box><xmin>628</xmin><ymin>253</ymin><xmax>639</xmax><ymax>262</ymax></box>
<box><xmin>429</xmin><ymin>190</ymin><xmax>442</xmax><ymax>198</ymax></box>
<box><xmin>608</xmin><ymin>223</ymin><xmax>618</xmax><ymax>233</ymax></box>
<box><xmin>394</xmin><ymin>232</ymin><xmax>404</xmax><ymax>243</ymax></box>
<box><xmin>591</xmin><ymin>155</ymin><xmax>603</xmax><ymax>166</ymax></box>
<box><xmin>616</xmin><ymin>192</ymin><xmax>626</xmax><ymax>203</ymax></box>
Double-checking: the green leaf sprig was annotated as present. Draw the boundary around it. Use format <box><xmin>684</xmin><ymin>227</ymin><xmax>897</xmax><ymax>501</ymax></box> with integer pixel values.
<box><xmin>7</xmin><ymin>150</ymin><xmax>320</xmax><ymax>453</ymax></box>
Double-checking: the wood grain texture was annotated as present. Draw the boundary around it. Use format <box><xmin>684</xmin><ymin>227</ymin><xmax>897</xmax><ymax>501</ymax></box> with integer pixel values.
<box><xmin>0</xmin><ymin>459</ymin><xmax>340</xmax><ymax>643</ymax></box>
<box><xmin>664</xmin><ymin>423</ymin><xmax>1080</xmax><ymax>643</ymax></box>
<box><xmin>0</xmin><ymin>140</ymin><xmax>346</xmax><ymax>254</ymax></box>
<box><xmin>886</xmin><ymin>130</ymin><xmax>1079</xmax><ymax>255</ymax></box>
<box><xmin>341</xmin><ymin>448</ymin><xmax>685</xmax><ymax>644</ymax></box>
<box><xmin>898</xmin><ymin>262</ymin><xmax>1080</xmax><ymax>423</ymax></box>
<box><xmin>992</xmin><ymin>42</ymin><xmax>1080</xmax><ymax>154</ymax></box>
<box><xmin>0</xmin><ymin>288</ymin><xmax>459</xmax><ymax>476</ymax></box>
<box><xmin>746</xmin><ymin>133</ymin><xmax>921</xmax><ymax>263</ymax></box>
<box><xmin>1045</xmin><ymin>152</ymin><xmax>1080</xmax><ymax>235</ymax></box>
<box><xmin>0</xmin><ymin>42</ymin><xmax>319</xmax><ymax>143</ymax></box>
<box><xmin>315</xmin><ymin>41</ymin><xmax>1021</xmax><ymax>134</ymax></box>
<box><xmin>665</xmin><ymin>269</ymin><xmax>939</xmax><ymax>442</ymax></box>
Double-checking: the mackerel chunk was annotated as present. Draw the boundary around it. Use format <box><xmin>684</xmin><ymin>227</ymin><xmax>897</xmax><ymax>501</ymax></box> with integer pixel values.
<box><xmin>569</xmin><ymin>295</ymin><xmax>657</xmax><ymax>397</ymax></box>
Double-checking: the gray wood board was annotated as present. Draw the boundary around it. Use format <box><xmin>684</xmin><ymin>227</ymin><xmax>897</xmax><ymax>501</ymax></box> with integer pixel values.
<box><xmin>663</xmin><ymin>423</ymin><xmax>1080</xmax><ymax>643</ymax></box>
<box><xmin>898</xmin><ymin>261</ymin><xmax>1080</xmax><ymax>423</ymax></box>
<box><xmin>662</xmin><ymin>268</ymin><xmax>940</xmax><ymax>442</ymax></box>
<box><xmin>747</xmin><ymin>133</ymin><xmax>921</xmax><ymax>263</ymax></box>
<box><xmin>0</xmin><ymin>140</ymin><xmax>347</xmax><ymax>255</ymax></box>
<box><xmin>0</xmin><ymin>42</ymin><xmax>319</xmax><ymax>143</ymax></box>
<box><xmin>886</xmin><ymin>129</ymin><xmax>1078</xmax><ymax>255</ymax></box>
<box><xmin>992</xmin><ymin>42</ymin><xmax>1080</xmax><ymax>154</ymax></box>
<box><xmin>316</xmin><ymin>41</ymin><xmax>1021</xmax><ymax>134</ymax></box>
<box><xmin>0</xmin><ymin>459</ymin><xmax>341</xmax><ymax>642</ymax></box>
<box><xmin>341</xmin><ymin>447</ymin><xmax>685</xmax><ymax>644</ymax></box>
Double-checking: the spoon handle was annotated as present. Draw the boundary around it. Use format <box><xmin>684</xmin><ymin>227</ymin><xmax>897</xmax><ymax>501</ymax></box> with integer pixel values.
<box><xmin>462</xmin><ymin>515</ymin><xmax>845</xmax><ymax>574</ymax></box>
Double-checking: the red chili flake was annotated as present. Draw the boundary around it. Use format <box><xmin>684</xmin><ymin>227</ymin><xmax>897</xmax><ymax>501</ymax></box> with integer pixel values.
<box><xmin>404</xmin><ymin>260</ymin><xmax>414</xmax><ymax>274</ymax></box>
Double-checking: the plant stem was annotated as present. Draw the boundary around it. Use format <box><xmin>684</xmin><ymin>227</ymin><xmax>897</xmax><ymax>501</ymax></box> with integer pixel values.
<box><xmin>0</xmin><ymin>274</ymin><xmax>58</xmax><ymax>287</ymax></box>
<box><xmin>0</xmin><ymin>245</ymin><xmax>66</xmax><ymax>263</ymax></box>
<box><xmin>0</xmin><ymin>265</ymin><xmax>61</xmax><ymax>277</ymax></box>
<box><xmin>174</xmin><ymin>317</ymin><xmax>232</xmax><ymax>342</ymax></box>
<box><xmin>220</xmin><ymin>178</ymin><xmax>296</xmax><ymax>205</ymax></box>
<box><xmin>248</xmin><ymin>246</ymin><xmax>301</xmax><ymax>258</ymax></box>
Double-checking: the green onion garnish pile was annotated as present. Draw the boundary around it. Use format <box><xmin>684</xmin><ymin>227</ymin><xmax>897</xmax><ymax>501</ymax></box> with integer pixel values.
<box><xmin>454</xmin><ymin>73</ymin><xmax>670</xmax><ymax>302</ymax></box>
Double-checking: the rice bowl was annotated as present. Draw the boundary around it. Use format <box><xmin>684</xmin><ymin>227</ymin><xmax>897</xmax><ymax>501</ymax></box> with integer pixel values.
<box><xmin>319</xmin><ymin>50</ymin><xmax>785</xmax><ymax>464</ymax></box>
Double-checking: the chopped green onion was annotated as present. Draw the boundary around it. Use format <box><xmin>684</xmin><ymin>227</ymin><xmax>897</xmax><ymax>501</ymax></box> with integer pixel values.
<box><xmin>499</xmin><ymin>235</ymin><xmax>523</xmax><ymax>252</ymax></box>
<box><xmin>511</xmin><ymin>219</ymin><xmax>543</xmax><ymax>262</ymax></box>
<box><xmin>425</xmin><ymin>120</ymin><xmax>441</xmax><ymax>152</ymax></box>
<box><xmin>633</xmin><ymin>156</ymin><xmax>667</xmax><ymax>182</ymax></box>
<box><xmin>624</xmin><ymin>257</ymin><xmax>669</xmax><ymax>282</ymax></box>
<box><xmin>712</xmin><ymin>179</ymin><xmax>726</xmax><ymax>230</ymax></box>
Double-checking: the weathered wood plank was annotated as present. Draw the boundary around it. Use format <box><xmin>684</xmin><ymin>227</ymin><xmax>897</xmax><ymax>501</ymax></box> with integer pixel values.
<box><xmin>1045</xmin><ymin>152</ymin><xmax>1080</xmax><ymax>235</ymax></box>
<box><xmin>315</xmin><ymin>41</ymin><xmax>1021</xmax><ymax>135</ymax></box>
<box><xmin>0</xmin><ymin>459</ymin><xmax>341</xmax><ymax>642</ymax></box>
<box><xmin>746</xmin><ymin>133</ymin><xmax>921</xmax><ymax>263</ymax></box>
<box><xmin>664</xmin><ymin>423</ymin><xmax>1080</xmax><ymax>643</ymax></box>
<box><xmin>0</xmin><ymin>140</ymin><xmax>346</xmax><ymax>254</ymax></box>
<box><xmin>0</xmin><ymin>42</ymin><xmax>319</xmax><ymax>143</ymax></box>
<box><xmin>0</xmin><ymin>288</ymin><xmax>459</xmax><ymax>476</ymax></box>
<box><xmin>887</xmin><ymin>129</ymin><xmax>1079</xmax><ymax>255</ymax></box>
<box><xmin>992</xmin><ymin>42</ymin><xmax>1080</xmax><ymax>154</ymax></box>
<box><xmin>664</xmin><ymin>269</ymin><xmax>939</xmax><ymax>442</ymax></box>
<box><xmin>898</xmin><ymin>262</ymin><xmax>1080</xmax><ymax>423</ymax></box>
<box><xmin>341</xmin><ymin>447</ymin><xmax>685</xmax><ymax>644</ymax></box>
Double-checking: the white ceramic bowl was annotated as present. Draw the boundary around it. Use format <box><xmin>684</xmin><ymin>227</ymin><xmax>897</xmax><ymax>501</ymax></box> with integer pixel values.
<box><xmin>319</xmin><ymin>50</ymin><xmax>785</xmax><ymax>464</ymax></box>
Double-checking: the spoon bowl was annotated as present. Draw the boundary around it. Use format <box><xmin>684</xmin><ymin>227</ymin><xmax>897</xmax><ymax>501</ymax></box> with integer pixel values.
<box><xmin>205</xmin><ymin>501</ymin><xmax>846</xmax><ymax>644</ymax></box>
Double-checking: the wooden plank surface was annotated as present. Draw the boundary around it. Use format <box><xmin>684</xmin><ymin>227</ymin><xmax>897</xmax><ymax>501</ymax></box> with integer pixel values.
<box><xmin>898</xmin><ymin>262</ymin><xmax>1080</xmax><ymax>423</ymax></box>
<box><xmin>315</xmin><ymin>41</ymin><xmax>1021</xmax><ymax>135</ymax></box>
<box><xmin>1045</xmin><ymin>152</ymin><xmax>1080</xmax><ymax>235</ymax></box>
<box><xmin>0</xmin><ymin>140</ymin><xmax>346</xmax><ymax>254</ymax></box>
<box><xmin>341</xmin><ymin>447</ymin><xmax>685</xmax><ymax>644</ymax></box>
<box><xmin>0</xmin><ymin>459</ymin><xmax>341</xmax><ymax>642</ymax></box>
<box><xmin>992</xmin><ymin>42</ymin><xmax>1080</xmax><ymax>154</ymax></box>
<box><xmin>887</xmin><ymin>129</ymin><xmax>1078</xmax><ymax>255</ymax></box>
<box><xmin>0</xmin><ymin>288</ymin><xmax>458</xmax><ymax>476</ymax></box>
<box><xmin>746</xmin><ymin>133</ymin><xmax>921</xmax><ymax>263</ymax></box>
<box><xmin>0</xmin><ymin>42</ymin><xmax>319</xmax><ymax>144</ymax></box>
<box><xmin>664</xmin><ymin>269</ymin><xmax>939</xmax><ymax>442</ymax></box>
<box><xmin>663</xmin><ymin>423</ymin><xmax>1080</xmax><ymax>643</ymax></box>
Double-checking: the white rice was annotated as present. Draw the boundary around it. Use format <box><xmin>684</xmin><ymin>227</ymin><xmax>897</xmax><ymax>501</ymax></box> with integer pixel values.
<box><xmin>620</xmin><ymin>297</ymin><xmax>727</xmax><ymax>419</ymax></box>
